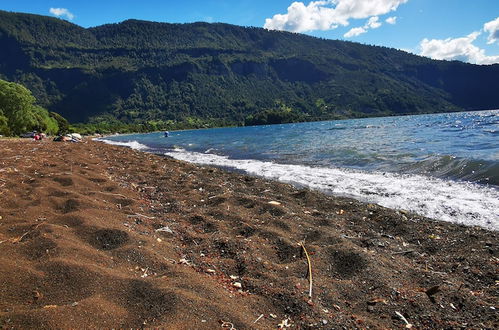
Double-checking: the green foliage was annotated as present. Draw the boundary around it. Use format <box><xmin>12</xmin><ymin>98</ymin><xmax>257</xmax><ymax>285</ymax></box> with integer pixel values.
<box><xmin>0</xmin><ymin>110</ymin><xmax>8</xmax><ymax>135</ymax></box>
<box><xmin>0</xmin><ymin>78</ymin><xmax>65</xmax><ymax>136</ymax></box>
<box><xmin>0</xmin><ymin>10</ymin><xmax>498</xmax><ymax>133</ymax></box>
<box><xmin>32</xmin><ymin>106</ymin><xmax>59</xmax><ymax>135</ymax></box>
<box><xmin>69</xmin><ymin>115</ymin><xmax>233</xmax><ymax>135</ymax></box>
<box><xmin>245</xmin><ymin>101</ymin><xmax>307</xmax><ymax>125</ymax></box>
<box><xmin>49</xmin><ymin>111</ymin><xmax>70</xmax><ymax>134</ymax></box>
<box><xmin>0</xmin><ymin>78</ymin><xmax>36</xmax><ymax>135</ymax></box>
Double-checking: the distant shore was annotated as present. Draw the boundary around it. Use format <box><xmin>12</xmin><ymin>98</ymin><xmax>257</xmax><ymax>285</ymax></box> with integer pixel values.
<box><xmin>0</xmin><ymin>139</ymin><xmax>497</xmax><ymax>328</ymax></box>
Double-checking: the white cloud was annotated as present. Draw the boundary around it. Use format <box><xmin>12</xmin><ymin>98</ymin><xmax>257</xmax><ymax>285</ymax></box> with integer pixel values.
<box><xmin>420</xmin><ymin>32</ymin><xmax>499</xmax><ymax>65</ymax></box>
<box><xmin>264</xmin><ymin>0</ymin><xmax>408</xmax><ymax>32</ymax></box>
<box><xmin>49</xmin><ymin>8</ymin><xmax>75</xmax><ymax>21</ymax></box>
<box><xmin>344</xmin><ymin>27</ymin><xmax>367</xmax><ymax>37</ymax></box>
<box><xmin>366</xmin><ymin>16</ymin><xmax>381</xmax><ymax>29</ymax></box>
<box><xmin>483</xmin><ymin>17</ymin><xmax>499</xmax><ymax>44</ymax></box>
<box><xmin>343</xmin><ymin>15</ymin><xmax>382</xmax><ymax>38</ymax></box>
<box><xmin>385</xmin><ymin>16</ymin><xmax>397</xmax><ymax>24</ymax></box>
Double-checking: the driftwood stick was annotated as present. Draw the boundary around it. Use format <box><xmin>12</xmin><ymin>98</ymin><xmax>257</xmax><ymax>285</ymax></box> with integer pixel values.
<box><xmin>126</xmin><ymin>213</ymin><xmax>156</xmax><ymax>219</ymax></box>
<box><xmin>299</xmin><ymin>242</ymin><xmax>313</xmax><ymax>299</ymax></box>
<box><xmin>392</xmin><ymin>250</ymin><xmax>416</xmax><ymax>255</ymax></box>
<box><xmin>90</xmin><ymin>191</ymin><xmax>129</xmax><ymax>199</ymax></box>
<box><xmin>12</xmin><ymin>222</ymin><xmax>44</xmax><ymax>244</ymax></box>
<box><xmin>395</xmin><ymin>311</ymin><xmax>413</xmax><ymax>328</ymax></box>
<box><xmin>253</xmin><ymin>314</ymin><xmax>264</xmax><ymax>324</ymax></box>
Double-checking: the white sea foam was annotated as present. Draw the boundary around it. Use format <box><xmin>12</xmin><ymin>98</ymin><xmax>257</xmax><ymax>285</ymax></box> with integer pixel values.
<box><xmin>97</xmin><ymin>139</ymin><xmax>149</xmax><ymax>150</ymax></box>
<box><xmin>166</xmin><ymin>149</ymin><xmax>499</xmax><ymax>230</ymax></box>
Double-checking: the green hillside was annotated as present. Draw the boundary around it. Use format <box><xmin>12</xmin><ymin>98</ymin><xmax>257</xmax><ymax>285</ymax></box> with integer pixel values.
<box><xmin>1</xmin><ymin>10</ymin><xmax>498</xmax><ymax>129</ymax></box>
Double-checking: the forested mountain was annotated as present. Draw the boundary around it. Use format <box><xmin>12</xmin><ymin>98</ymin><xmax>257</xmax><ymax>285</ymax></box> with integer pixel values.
<box><xmin>1</xmin><ymin>10</ymin><xmax>498</xmax><ymax>128</ymax></box>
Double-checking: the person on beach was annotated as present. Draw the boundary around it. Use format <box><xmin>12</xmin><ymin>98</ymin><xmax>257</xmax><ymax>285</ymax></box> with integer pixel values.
<box><xmin>33</xmin><ymin>132</ymin><xmax>45</xmax><ymax>141</ymax></box>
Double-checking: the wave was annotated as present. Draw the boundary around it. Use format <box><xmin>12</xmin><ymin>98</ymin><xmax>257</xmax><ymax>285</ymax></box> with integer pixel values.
<box><xmin>165</xmin><ymin>149</ymin><xmax>499</xmax><ymax>231</ymax></box>
<box><xmin>96</xmin><ymin>139</ymin><xmax>149</xmax><ymax>150</ymax></box>
<box><xmin>400</xmin><ymin>155</ymin><xmax>499</xmax><ymax>186</ymax></box>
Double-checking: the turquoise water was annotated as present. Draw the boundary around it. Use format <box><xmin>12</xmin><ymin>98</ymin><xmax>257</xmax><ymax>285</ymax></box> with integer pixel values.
<box><xmin>99</xmin><ymin>110</ymin><xmax>499</xmax><ymax>230</ymax></box>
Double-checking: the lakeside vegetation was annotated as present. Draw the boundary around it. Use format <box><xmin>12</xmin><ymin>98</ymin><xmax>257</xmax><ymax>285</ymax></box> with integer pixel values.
<box><xmin>0</xmin><ymin>77</ymin><xmax>419</xmax><ymax>136</ymax></box>
<box><xmin>0</xmin><ymin>79</ymin><xmax>68</xmax><ymax>136</ymax></box>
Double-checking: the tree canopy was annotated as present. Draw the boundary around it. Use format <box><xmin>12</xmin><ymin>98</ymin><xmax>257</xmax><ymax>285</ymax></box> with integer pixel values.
<box><xmin>0</xmin><ymin>79</ymin><xmax>60</xmax><ymax>136</ymax></box>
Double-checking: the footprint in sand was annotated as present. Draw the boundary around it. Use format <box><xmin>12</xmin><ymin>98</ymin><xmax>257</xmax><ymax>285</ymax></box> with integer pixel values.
<box><xmin>54</xmin><ymin>215</ymin><xmax>84</xmax><ymax>227</ymax></box>
<box><xmin>58</xmin><ymin>199</ymin><xmax>80</xmax><ymax>214</ymax></box>
<box><xmin>88</xmin><ymin>177</ymin><xmax>107</xmax><ymax>183</ymax></box>
<box><xmin>52</xmin><ymin>177</ymin><xmax>73</xmax><ymax>187</ymax></box>
<box><xmin>328</xmin><ymin>248</ymin><xmax>368</xmax><ymax>279</ymax></box>
<box><xmin>22</xmin><ymin>236</ymin><xmax>59</xmax><ymax>261</ymax></box>
<box><xmin>88</xmin><ymin>229</ymin><xmax>129</xmax><ymax>250</ymax></box>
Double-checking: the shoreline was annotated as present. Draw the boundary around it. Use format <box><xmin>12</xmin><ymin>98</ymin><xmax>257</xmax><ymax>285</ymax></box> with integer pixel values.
<box><xmin>98</xmin><ymin>136</ymin><xmax>499</xmax><ymax>231</ymax></box>
<box><xmin>1</xmin><ymin>139</ymin><xmax>497</xmax><ymax>328</ymax></box>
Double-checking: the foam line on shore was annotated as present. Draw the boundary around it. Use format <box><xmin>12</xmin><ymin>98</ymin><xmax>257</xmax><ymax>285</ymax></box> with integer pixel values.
<box><xmin>165</xmin><ymin>149</ymin><xmax>499</xmax><ymax>230</ymax></box>
<box><xmin>96</xmin><ymin>139</ymin><xmax>149</xmax><ymax>150</ymax></box>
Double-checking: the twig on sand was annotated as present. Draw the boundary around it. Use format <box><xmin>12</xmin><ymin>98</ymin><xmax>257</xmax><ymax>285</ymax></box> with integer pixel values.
<box><xmin>392</xmin><ymin>250</ymin><xmax>416</xmax><ymax>255</ymax></box>
<box><xmin>11</xmin><ymin>222</ymin><xmax>45</xmax><ymax>244</ymax></box>
<box><xmin>298</xmin><ymin>241</ymin><xmax>313</xmax><ymax>299</ymax></box>
<box><xmin>51</xmin><ymin>171</ymin><xmax>73</xmax><ymax>176</ymax></box>
<box><xmin>253</xmin><ymin>314</ymin><xmax>264</xmax><ymax>324</ymax></box>
<box><xmin>91</xmin><ymin>191</ymin><xmax>129</xmax><ymax>199</ymax></box>
<box><xmin>127</xmin><ymin>213</ymin><xmax>156</xmax><ymax>219</ymax></box>
<box><xmin>395</xmin><ymin>311</ymin><xmax>413</xmax><ymax>328</ymax></box>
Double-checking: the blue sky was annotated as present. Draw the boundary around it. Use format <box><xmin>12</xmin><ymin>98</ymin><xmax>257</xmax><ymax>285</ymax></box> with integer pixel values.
<box><xmin>2</xmin><ymin>0</ymin><xmax>498</xmax><ymax>64</ymax></box>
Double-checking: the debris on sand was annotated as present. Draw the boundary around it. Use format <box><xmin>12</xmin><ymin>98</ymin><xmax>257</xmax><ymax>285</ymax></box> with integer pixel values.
<box><xmin>155</xmin><ymin>226</ymin><xmax>174</xmax><ymax>234</ymax></box>
<box><xmin>0</xmin><ymin>139</ymin><xmax>496</xmax><ymax>329</ymax></box>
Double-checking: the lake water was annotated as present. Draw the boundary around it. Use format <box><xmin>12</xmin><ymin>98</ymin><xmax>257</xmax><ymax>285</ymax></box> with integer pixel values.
<box><xmin>98</xmin><ymin>110</ymin><xmax>499</xmax><ymax>230</ymax></box>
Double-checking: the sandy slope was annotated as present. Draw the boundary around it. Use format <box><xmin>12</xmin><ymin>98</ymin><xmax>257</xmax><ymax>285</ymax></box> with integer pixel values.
<box><xmin>0</xmin><ymin>139</ymin><xmax>497</xmax><ymax>329</ymax></box>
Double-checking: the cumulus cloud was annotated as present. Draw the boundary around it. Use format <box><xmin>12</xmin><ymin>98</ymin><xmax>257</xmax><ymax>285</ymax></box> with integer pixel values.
<box><xmin>264</xmin><ymin>0</ymin><xmax>408</xmax><ymax>32</ymax></box>
<box><xmin>49</xmin><ymin>8</ymin><xmax>75</xmax><ymax>20</ymax></box>
<box><xmin>420</xmin><ymin>32</ymin><xmax>499</xmax><ymax>65</ymax></box>
<box><xmin>343</xmin><ymin>15</ymin><xmax>381</xmax><ymax>38</ymax></box>
<box><xmin>385</xmin><ymin>16</ymin><xmax>397</xmax><ymax>24</ymax></box>
<box><xmin>344</xmin><ymin>27</ymin><xmax>367</xmax><ymax>37</ymax></box>
<box><xmin>366</xmin><ymin>16</ymin><xmax>381</xmax><ymax>29</ymax></box>
<box><xmin>483</xmin><ymin>17</ymin><xmax>499</xmax><ymax>44</ymax></box>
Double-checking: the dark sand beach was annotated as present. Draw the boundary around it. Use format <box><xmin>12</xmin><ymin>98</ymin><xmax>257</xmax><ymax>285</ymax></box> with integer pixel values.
<box><xmin>0</xmin><ymin>139</ymin><xmax>497</xmax><ymax>329</ymax></box>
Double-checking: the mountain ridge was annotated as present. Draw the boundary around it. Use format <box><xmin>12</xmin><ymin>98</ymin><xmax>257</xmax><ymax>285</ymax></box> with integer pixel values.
<box><xmin>0</xmin><ymin>10</ymin><xmax>498</xmax><ymax>127</ymax></box>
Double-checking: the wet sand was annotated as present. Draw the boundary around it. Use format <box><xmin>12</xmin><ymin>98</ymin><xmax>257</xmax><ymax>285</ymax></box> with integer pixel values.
<box><xmin>0</xmin><ymin>138</ymin><xmax>497</xmax><ymax>328</ymax></box>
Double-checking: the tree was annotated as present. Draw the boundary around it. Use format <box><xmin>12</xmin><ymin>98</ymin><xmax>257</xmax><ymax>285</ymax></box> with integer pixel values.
<box><xmin>0</xmin><ymin>79</ymin><xmax>62</xmax><ymax>136</ymax></box>
<box><xmin>0</xmin><ymin>79</ymin><xmax>36</xmax><ymax>135</ymax></box>
<box><xmin>0</xmin><ymin>110</ymin><xmax>8</xmax><ymax>135</ymax></box>
<box><xmin>50</xmin><ymin>111</ymin><xmax>70</xmax><ymax>134</ymax></box>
